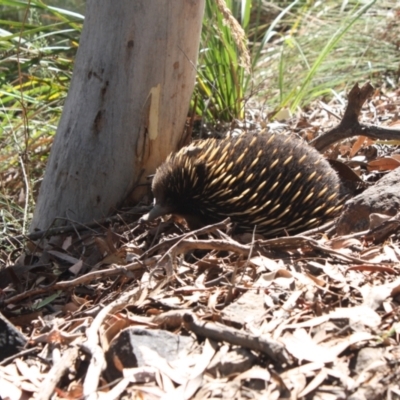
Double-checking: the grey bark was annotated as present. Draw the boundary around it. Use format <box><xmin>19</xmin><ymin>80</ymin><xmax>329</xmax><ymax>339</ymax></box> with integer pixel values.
<box><xmin>31</xmin><ymin>0</ymin><xmax>204</xmax><ymax>231</ymax></box>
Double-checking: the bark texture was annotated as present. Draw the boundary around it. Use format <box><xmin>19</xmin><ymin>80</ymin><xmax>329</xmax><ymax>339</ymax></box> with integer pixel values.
<box><xmin>31</xmin><ymin>0</ymin><xmax>204</xmax><ymax>231</ymax></box>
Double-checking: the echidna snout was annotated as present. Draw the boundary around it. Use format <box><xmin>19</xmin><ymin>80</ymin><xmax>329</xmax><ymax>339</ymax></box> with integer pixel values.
<box><xmin>142</xmin><ymin>132</ymin><xmax>344</xmax><ymax>237</ymax></box>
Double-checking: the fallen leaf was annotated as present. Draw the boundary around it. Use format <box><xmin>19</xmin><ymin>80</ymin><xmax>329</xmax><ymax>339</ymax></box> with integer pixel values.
<box><xmin>367</xmin><ymin>157</ymin><xmax>400</xmax><ymax>171</ymax></box>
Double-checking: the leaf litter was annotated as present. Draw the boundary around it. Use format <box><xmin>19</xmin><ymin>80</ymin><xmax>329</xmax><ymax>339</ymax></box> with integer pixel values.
<box><xmin>1</xmin><ymin>85</ymin><xmax>400</xmax><ymax>399</ymax></box>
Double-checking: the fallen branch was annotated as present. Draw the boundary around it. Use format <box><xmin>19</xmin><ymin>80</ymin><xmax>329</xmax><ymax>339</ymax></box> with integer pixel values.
<box><xmin>311</xmin><ymin>82</ymin><xmax>400</xmax><ymax>152</ymax></box>
<box><xmin>183</xmin><ymin>312</ymin><xmax>292</xmax><ymax>365</ymax></box>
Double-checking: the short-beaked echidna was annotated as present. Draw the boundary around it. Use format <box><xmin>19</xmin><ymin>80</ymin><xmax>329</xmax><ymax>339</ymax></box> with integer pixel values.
<box><xmin>141</xmin><ymin>132</ymin><xmax>344</xmax><ymax>237</ymax></box>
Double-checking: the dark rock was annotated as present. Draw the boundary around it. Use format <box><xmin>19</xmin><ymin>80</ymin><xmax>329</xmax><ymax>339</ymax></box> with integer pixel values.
<box><xmin>105</xmin><ymin>327</ymin><xmax>196</xmax><ymax>381</ymax></box>
<box><xmin>336</xmin><ymin>168</ymin><xmax>400</xmax><ymax>235</ymax></box>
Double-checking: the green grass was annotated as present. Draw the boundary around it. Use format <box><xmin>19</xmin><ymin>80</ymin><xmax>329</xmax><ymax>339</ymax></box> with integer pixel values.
<box><xmin>253</xmin><ymin>0</ymin><xmax>400</xmax><ymax>112</ymax></box>
<box><xmin>193</xmin><ymin>0</ymin><xmax>251</xmax><ymax>122</ymax></box>
<box><xmin>278</xmin><ymin>0</ymin><xmax>378</xmax><ymax>113</ymax></box>
<box><xmin>192</xmin><ymin>0</ymin><xmax>400</xmax><ymax>124</ymax></box>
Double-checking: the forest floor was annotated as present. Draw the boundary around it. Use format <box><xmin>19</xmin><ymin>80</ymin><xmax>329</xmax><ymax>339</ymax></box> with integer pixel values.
<box><xmin>1</xmin><ymin>85</ymin><xmax>400</xmax><ymax>399</ymax></box>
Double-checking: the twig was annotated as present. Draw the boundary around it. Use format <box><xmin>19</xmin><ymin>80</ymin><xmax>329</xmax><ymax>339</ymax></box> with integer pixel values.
<box><xmin>171</xmin><ymin>238</ymin><xmax>252</xmax><ymax>258</ymax></box>
<box><xmin>296</xmin><ymin>220</ymin><xmax>335</xmax><ymax>237</ymax></box>
<box><xmin>163</xmin><ymin>235</ymin><xmax>370</xmax><ymax>265</ymax></box>
<box><xmin>0</xmin><ymin>347</ymin><xmax>39</xmax><ymax>366</ymax></box>
<box><xmin>183</xmin><ymin>312</ymin><xmax>292</xmax><ymax>365</ymax></box>
<box><xmin>146</xmin><ymin>219</ymin><xmax>232</xmax><ymax>275</ymax></box>
<box><xmin>141</xmin><ymin>218</ymin><xmax>232</xmax><ymax>259</ymax></box>
<box><xmin>3</xmin><ymin>256</ymin><xmax>158</xmax><ymax>305</ymax></box>
<box><xmin>259</xmin><ymin>235</ymin><xmax>382</xmax><ymax>264</ymax></box>
<box><xmin>82</xmin><ymin>286</ymin><xmax>141</xmax><ymax>398</ymax></box>
<box><xmin>35</xmin><ymin>346</ymin><xmax>80</xmax><ymax>400</ymax></box>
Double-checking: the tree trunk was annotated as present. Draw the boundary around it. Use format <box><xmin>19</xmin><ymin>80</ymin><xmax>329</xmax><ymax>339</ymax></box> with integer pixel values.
<box><xmin>30</xmin><ymin>0</ymin><xmax>205</xmax><ymax>232</ymax></box>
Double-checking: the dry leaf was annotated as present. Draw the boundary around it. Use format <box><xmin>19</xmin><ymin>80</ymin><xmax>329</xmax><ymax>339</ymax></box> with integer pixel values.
<box><xmin>367</xmin><ymin>157</ymin><xmax>400</xmax><ymax>171</ymax></box>
<box><xmin>350</xmin><ymin>135</ymin><xmax>367</xmax><ymax>158</ymax></box>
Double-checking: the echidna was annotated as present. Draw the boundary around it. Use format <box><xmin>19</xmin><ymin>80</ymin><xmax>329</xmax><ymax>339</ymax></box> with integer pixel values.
<box><xmin>141</xmin><ymin>131</ymin><xmax>345</xmax><ymax>237</ymax></box>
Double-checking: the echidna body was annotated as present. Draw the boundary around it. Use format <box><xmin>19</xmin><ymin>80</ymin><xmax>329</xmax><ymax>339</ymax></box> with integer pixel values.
<box><xmin>142</xmin><ymin>132</ymin><xmax>344</xmax><ymax>237</ymax></box>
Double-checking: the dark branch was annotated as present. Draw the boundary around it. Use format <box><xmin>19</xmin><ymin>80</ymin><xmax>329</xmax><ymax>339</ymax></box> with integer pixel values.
<box><xmin>311</xmin><ymin>82</ymin><xmax>400</xmax><ymax>152</ymax></box>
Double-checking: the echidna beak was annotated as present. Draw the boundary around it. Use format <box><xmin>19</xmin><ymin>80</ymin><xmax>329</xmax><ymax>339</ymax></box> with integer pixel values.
<box><xmin>139</xmin><ymin>204</ymin><xmax>171</xmax><ymax>223</ymax></box>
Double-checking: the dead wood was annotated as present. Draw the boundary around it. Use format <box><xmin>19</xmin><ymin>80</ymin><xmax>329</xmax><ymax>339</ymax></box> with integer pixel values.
<box><xmin>311</xmin><ymin>82</ymin><xmax>400</xmax><ymax>151</ymax></box>
<box><xmin>183</xmin><ymin>312</ymin><xmax>292</xmax><ymax>365</ymax></box>
<box><xmin>35</xmin><ymin>346</ymin><xmax>80</xmax><ymax>400</ymax></box>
